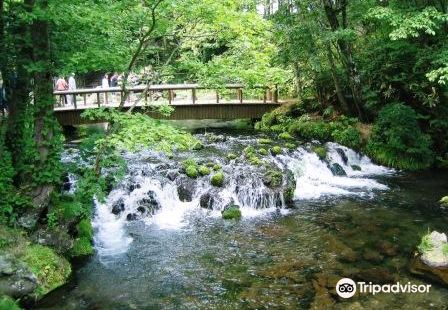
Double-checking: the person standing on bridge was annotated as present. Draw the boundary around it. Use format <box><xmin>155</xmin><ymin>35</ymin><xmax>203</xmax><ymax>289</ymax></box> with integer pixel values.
<box><xmin>67</xmin><ymin>73</ymin><xmax>76</xmax><ymax>105</ymax></box>
<box><xmin>55</xmin><ymin>76</ymin><xmax>68</xmax><ymax>106</ymax></box>
<box><xmin>102</xmin><ymin>74</ymin><xmax>109</xmax><ymax>105</ymax></box>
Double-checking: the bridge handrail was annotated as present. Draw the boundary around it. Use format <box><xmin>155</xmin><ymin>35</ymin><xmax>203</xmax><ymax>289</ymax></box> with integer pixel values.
<box><xmin>53</xmin><ymin>83</ymin><xmax>273</xmax><ymax>95</ymax></box>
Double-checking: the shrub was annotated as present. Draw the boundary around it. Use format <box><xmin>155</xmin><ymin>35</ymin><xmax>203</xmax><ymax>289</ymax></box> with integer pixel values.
<box><xmin>332</xmin><ymin>126</ymin><xmax>362</xmax><ymax>149</ymax></box>
<box><xmin>0</xmin><ymin>296</ymin><xmax>20</xmax><ymax>310</ymax></box>
<box><xmin>77</xmin><ymin>219</ymin><xmax>93</xmax><ymax>240</ymax></box>
<box><xmin>288</xmin><ymin>120</ymin><xmax>332</xmax><ymax>141</ymax></box>
<box><xmin>312</xmin><ymin>146</ymin><xmax>327</xmax><ymax>160</ymax></box>
<box><xmin>71</xmin><ymin>237</ymin><xmax>94</xmax><ymax>257</ymax></box>
<box><xmin>366</xmin><ymin>103</ymin><xmax>434</xmax><ymax>170</ymax></box>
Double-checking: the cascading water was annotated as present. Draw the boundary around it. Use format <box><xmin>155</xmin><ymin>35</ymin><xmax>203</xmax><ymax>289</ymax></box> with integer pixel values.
<box><xmin>85</xmin><ymin>134</ymin><xmax>393</xmax><ymax>259</ymax></box>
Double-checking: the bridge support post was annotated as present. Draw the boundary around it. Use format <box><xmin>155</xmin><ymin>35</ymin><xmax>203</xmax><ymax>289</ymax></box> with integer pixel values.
<box><xmin>192</xmin><ymin>89</ymin><xmax>196</xmax><ymax>104</ymax></box>
<box><xmin>237</xmin><ymin>88</ymin><xmax>243</xmax><ymax>103</ymax></box>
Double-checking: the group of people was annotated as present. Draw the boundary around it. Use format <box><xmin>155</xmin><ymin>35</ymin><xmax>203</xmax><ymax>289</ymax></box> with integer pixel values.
<box><xmin>55</xmin><ymin>73</ymin><xmax>76</xmax><ymax>106</ymax></box>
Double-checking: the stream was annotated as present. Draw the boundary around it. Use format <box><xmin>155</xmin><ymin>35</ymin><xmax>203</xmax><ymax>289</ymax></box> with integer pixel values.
<box><xmin>36</xmin><ymin>122</ymin><xmax>448</xmax><ymax>309</ymax></box>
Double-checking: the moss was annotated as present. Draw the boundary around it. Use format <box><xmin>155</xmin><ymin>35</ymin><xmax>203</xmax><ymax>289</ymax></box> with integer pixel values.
<box><xmin>418</xmin><ymin>234</ymin><xmax>433</xmax><ymax>254</ymax></box>
<box><xmin>243</xmin><ymin>146</ymin><xmax>256</xmax><ymax>156</ymax></box>
<box><xmin>227</xmin><ymin>153</ymin><xmax>237</xmax><ymax>160</ymax></box>
<box><xmin>285</xmin><ymin>143</ymin><xmax>296</xmax><ymax>150</ymax></box>
<box><xmin>222</xmin><ymin>207</ymin><xmax>242</xmax><ymax>220</ymax></box>
<box><xmin>312</xmin><ymin>146</ymin><xmax>327</xmax><ymax>160</ymax></box>
<box><xmin>248</xmin><ymin>155</ymin><xmax>262</xmax><ymax>166</ymax></box>
<box><xmin>71</xmin><ymin>237</ymin><xmax>94</xmax><ymax>257</ymax></box>
<box><xmin>278</xmin><ymin>132</ymin><xmax>293</xmax><ymax>140</ymax></box>
<box><xmin>351</xmin><ymin>165</ymin><xmax>362</xmax><ymax>171</ymax></box>
<box><xmin>22</xmin><ymin>245</ymin><xmax>71</xmax><ymax>297</ymax></box>
<box><xmin>0</xmin><ymin>296</ymin><xmax>21</xmax><ymax>310</ymax></box>
<box><xmin>185</xmin><ymin>166</ymin><xmax>199</xmax><ymax>178</ymax></box>
<box><xmin>258</xmin><ymin>148</ymin><xmax>268</xmax><ymax>155</ymax></box>
<box><xmin>443</xmin><ymin>244</ymin><xmax>448</xmax><ymax>256</ymax></box>
<box><xmin>439</xmin><ymin>196</ymin><xmax>448</xmax><ymax>207</ymax></box>
<box><xmin>270</xmin><ymin>146</ymin><xmax>283</xmax><ymax>156</ymax></box>
<box><xmin>213</xmin><ymin>164</ymin><xmax>222</xmax><ymax>171</ymax></box>
<box><xmin>283</xmin><ymin>187</ymin><xmax>295</xmax><ymax>204</ymax></box>
<box><xmin>198</xmin><ymin>165</ymin><xmax>211</xmax><ymax>176</ymax></box>
<box><xmin>258</xmin><ymin>138</ymin><xmax>273</xmax><ymax>145</ymax></box>
<box><xmin>263</xmin><ymin>169</ymin><xmax>283</xmax><ymax>188</ymax></box>
<box><xmin>211</xmin><ymin>172</ymin><xmax>224</xmax><ymax>187</ymax></box>
<box><xmin>77</xmin><ymin>218</ymin><xmax>93</xmax><ymax>240</ymax></box>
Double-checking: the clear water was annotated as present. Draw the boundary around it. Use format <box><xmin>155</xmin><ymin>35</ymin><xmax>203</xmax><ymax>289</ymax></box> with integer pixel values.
<box><xmin>35</xmin><ymin>128</ymin><xmax>448</xmax><ymax>309</ymax></box>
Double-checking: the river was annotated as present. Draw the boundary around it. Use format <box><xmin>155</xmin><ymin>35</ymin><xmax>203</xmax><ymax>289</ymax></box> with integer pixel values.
<box><xmin>35</xmin><ymin>121</ymin><xmax>448</xmax><ymax>309</ymax></box>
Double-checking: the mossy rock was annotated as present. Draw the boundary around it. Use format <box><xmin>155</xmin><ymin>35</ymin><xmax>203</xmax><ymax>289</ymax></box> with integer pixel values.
<box><xmin>351</xmin><ymin>165</ymin><xmax>362</xmax><ymax>171</ymax></box>
<box><xmin>263</xmin><ymin>169</ymin><xmax>283</xmax><ymax>188</ymax></box>
<box><xmin>211</xmin><ymin>172</ymin><xmax>224</xmax><ymax>187</ymax></box>
<box><xmin>270</xmin><ymin>146</ymin><xmax>283</xmax><ymax>156</ymax></box>
<box><xmin>243</xmin><ymin>146</ymin><xmax>256</xmax><ymax>156</ymax></box>
<box><xmin>71</xmin><ymin>237</ymin><xmax>94</xmax><ymax>257</ymax></box>
<box><xmin>222</xmin><ymin>207</ymin><xmax>242</xmax><ymax>220</ymax></box>
<box><xmin>192</xmin><ymin>141</ymin><xmax>204</xmax><ymax>150</ymax></box>
<box><xmin>258</xmin><ymin>138</ymin><xmax>273</xmax><ymax>145</ymax></box>
<box><xmin>206</xmin><ymin>162</ymin><xmax>215</xmax><ymax>167</ymax></box>
<box><xmin>0</xmin><ymin>296</ymin><xmax>20</xmax><ymax>310</ymax></box>
<box><xmin>278</xmin><ymin>132</ymin><xmax>293</xmax><ymax>140</ymax></box>
<box><xmin>440</xmin><ymin>196</ymin><xmax>448</xmax><ymax>207</ymax></box>
<box><xmin>313</xmin><ymin>146</ymin><xmax>327</xmax><ymax>160</ymax></box>
<box><xmin>258</xmin><ymin>148</ymin><xmax>268</xmax><ymax>156</ymax></box>
<box><xmin>198</xmin><ymin>165</ymin><xmax>211</xmax><ymax>176</ymax></box>
<box><xmin>283</xmin><ymin>187</ymin><xmax>295</xmax><ymax>204</ymax></box>
<box><xmin>185</xmin><ymin>166</ymin><xmax>199</xmax><ymax>178</ymax></box>
<box><xmin>77</xmin><ymin>219</ymin><xmax>93</xmax><ymax>240</ymax></box>
<box><xmin>227</xmin><ymin>153</ymin><xmax>237</xmax><ymax>160</ymax></box>
<box><xmin>285</xmin><ymin>143</ymin><xmax>296</xmax><ymax>150</ymax></box>
<box><xmin>213</xmin><ymin>164</ymin><xmax>222</xmax><ymax>171</ymax></box>
<box><xmin>248</xmin><ymin>155</ymin><xmax>262</xmax><ymax>166</ymax></box>
<box><xmin>22</xmin><ymin>245</ymin><xmax>71</xmax><ymax>298</ymax></box>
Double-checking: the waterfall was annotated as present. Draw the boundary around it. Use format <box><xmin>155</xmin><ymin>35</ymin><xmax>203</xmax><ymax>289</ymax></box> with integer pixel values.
<box><xmin>86</xmin><ymin>141</ymin><xmax>393</xmax><ymax>258</ymax></box>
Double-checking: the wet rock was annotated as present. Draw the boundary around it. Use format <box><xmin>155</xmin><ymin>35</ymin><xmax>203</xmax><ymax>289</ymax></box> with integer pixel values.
<box><xmin>17</xmin><ymin>211</ymin><xmax>41</xmax><ymax>230</ymax></box>
<box><xmin>137</xmin><ymin>206</ymin><xmax>146</xmax><ymax>213</ymax></box>
<box><xmin>262</xmin><ymin>168</ymin><xmax>283</xmax><ymax>188</ymax></box>
<box><xmin>326</xmin><ymin>235</ymin><xmax>358</xmax><ymax>263</ymax></box>
<box><xmin>211</xmin><ymin>172</ymin><xmax>224</xmax><ymax>187</ymax></box>
<box><xmin>409</xmin><ymin>255</ymin><xmax>448</xmax><ymax>286</ymax></box>
<box><xmin>376</xmin><ymin>240</ymin><xmax>399</xmax><ymax>257</ymax></box>
<box><xmin>31</xmin><ymin>228</ymin><xmax>74</xmax><ymax>254</ymax></box>
<box><xmin>362</xmin><ymin>249</ymin><xmax>384</xmax><ymax>263</ymax></box>
<box><xmin>420</xmin><ymin>231</ymin><xmax>448</xmax><ymax>268</ymax></box>
<box><xmin>351</xmin><ymin>165</ymin><xmax>362</xmax><ymax>171</ymax></box>
<box><xmin>0</xmin><ymin>255</ymin><xmax>37</xmax><ymax>298</ymax></box>
<box><xmin>336</xmin><ymin>148</ymin><xmax>348</xmax><ymax>165</ymax></box>
<box><xmin>138</xmin><ymin>191</ymin><xmax>161</xmax><ymax>215</ymax></box>
<box><xmin>176</xmin><ymin>176</ymin><xmax>196</xmax><ymax>202</ymax></box>
<box><xmin>353</xmin><ymin>267</ymin><xmax>397</xmax><ymax>284</ymax></box>
<box><xmin>112</xmin><ymin>199</ymin><xmax>125</xmax><ymax>215</ymax></box>
<box><xmin>329</xmin><ymin>163</ymin><xmax>347</xmax><ymax>176</ymax></box>
<box><xmin>166</xmin><ymin>170</ymin><xmax>179</xmax><ymax>181</ymax></box>
<box><xmin>62</xmin><ymin>173</ymin><xmax>72</xmax><ymax>192</ymax></box>
<box><xmin>126</xmin><ymin>213</ymin><xmax>138</xmax><ymax>221</ymax></box>
<box><xmin>199</xmin><ymin>190</ymin><xmax>223</xmax><ymax>210</ymax></box>
<box><xmin>127</xmin><ymin>183</ymin><xmax>141</xmax><ymax>192</ymax></box>
<box><xmin>310</xmin><ymin>279</ymin><xmax>335</xmax><ymax>310</ymax></box>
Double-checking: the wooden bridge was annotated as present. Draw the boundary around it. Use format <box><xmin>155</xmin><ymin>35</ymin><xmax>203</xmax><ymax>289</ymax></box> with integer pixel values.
<box><xmin>54</xmin><ymin>84</ymin><xmax>282</xmax><ymax>126</ymax></box>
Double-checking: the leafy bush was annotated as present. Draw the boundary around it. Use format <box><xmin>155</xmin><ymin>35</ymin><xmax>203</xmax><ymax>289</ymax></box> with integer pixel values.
<box><xmin>417</xmin><ymin>233</ymin><xmax>433</xmax><ymax>254</ymax></box>
<box><xmin>71</xmin><ymin>237</ymin><xmax>94</xmax><ymax>257</ymax></box>
<box><xmin>367</xmin><ymin>103</ymin><xmax>434</xmax><ymax>170</ymax></box>
<box><xmin>0</xmin><ymin>296</ymin><xmax>20</xmax><ymax>310</ymax></box>
<box><xmin>332</xmin><ymin>126</ymin><xmax>362</xmax><ymax>149</ymax></box>
<box><xmin>288</xmin><ymin>120</ymin><xmax>332</xmax><ymax>141</ymax></box>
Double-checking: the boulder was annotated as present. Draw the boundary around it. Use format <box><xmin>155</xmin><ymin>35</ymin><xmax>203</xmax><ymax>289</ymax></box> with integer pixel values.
<box><xmin>420</xmin><ymin>231</ymin><xmax>448</xmax><ymax>268</ymax></box>
<box><xmin>0</xmin><ymin>255</ymin><xmax>37</xmax><ymax>299</ymax></box>
<box><xmin>410</xmin><ymin>255</ymin><xmax>448</xmax><ymax>286</ymax></box>
<box><xmin>31</xmin><ymin>228</ymin><xmax>74</xmax><ymax>254</ymax></box>
<box><xmin>211</xmin><ymin>172</ymin><xmax>224</xmax><ymax>187</ymax></box>
<box><xmin>166</xmin><ymin>170</ymin><xmax>179</xmax><ymax>181</ymax></box>
<box><xmin>351</xmin><ymin>165</ymin><xmax>362</xmax><ymax>171</ymax></box>
<box><xmin>176</xmin><ymin>176</ymin><xmax>196</xmax><ymax>202</ymax></box>
<box><xmin>137</xmin><ymin>191</ymin><xmax>160</xmax><ymax>215</ymax></box>
<box><xmin>111</xmin><ymin>199</ymin><xmax>125</xmax><ymax>215</ymax></box>
<box><xmin>329</xmin><ymin>163</ymin><xmax>347</xmax><ymax>176</ymax></box>
<box><xmin>126</xmin><ymin>213</ymin><xmax>138</xmax><ymax>221</ymax></box>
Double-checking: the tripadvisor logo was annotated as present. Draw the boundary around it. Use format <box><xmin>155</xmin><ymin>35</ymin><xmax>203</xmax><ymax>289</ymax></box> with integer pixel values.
<box><xmin>336</xmin><ymin>278</ymin><xmax>431</xmax><ymax>298</ymax></box>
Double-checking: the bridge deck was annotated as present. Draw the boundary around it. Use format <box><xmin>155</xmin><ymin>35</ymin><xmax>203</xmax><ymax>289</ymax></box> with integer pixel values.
<box><xmin>54</xmin><ymin>84</ymin><xmax>281</xmax><ymax>125</ymax></box>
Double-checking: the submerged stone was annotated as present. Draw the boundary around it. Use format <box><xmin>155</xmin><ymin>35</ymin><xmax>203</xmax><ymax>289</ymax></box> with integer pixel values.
<box><xmin>410</xmin><ymin>255</ymin><xmax>448</xmax><ymax>286</ymax></box>
<box><xmin>111</xmin><ymin>199</ymin><xmax>125</xmax><ymax>215</ymax></box>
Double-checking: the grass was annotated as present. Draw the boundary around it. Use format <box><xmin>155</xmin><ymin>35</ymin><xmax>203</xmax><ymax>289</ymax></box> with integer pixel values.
<box><xmin>417</xmin><ymin>233</ymin><xmax>433</xmax><ymax>254</ymax></box>
<box><xmin>443</xmin><ymin>244</ymin><xmax>448</xmax><ymax>256</ymax></box>
<box><xmin>0</xmin><ymin>296</ymin><xmax>21</xmax><ymax>310</ymax></box>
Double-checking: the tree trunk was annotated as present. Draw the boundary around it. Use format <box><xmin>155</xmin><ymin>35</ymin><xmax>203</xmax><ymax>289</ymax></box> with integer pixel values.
<box><xmin>326</xmin><ymin>43</ymin><xmax>349</xmax><ymax>113</ymax></box>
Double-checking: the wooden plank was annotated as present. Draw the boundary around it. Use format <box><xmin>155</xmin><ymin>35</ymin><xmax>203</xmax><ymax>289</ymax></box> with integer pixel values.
<box><xmin>192</xmin><ymin>89</ymin><xmax>196</xmax><ymax>104</ymax></box>
<box><xmin>83</xmin><ymin>94</ymin><xmax>87</xmax><ymax>105</ymax></box>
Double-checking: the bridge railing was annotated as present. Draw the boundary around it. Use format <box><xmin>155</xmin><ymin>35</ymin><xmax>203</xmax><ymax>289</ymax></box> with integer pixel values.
<box><xmin>53</xmin><ymin>84</ymin><xmax>279</xmax><ymax>110</ymax></box>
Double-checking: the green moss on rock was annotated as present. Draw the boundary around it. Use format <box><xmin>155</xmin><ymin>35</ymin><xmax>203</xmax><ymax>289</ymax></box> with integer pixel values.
<box><xmin>283</xmin><ymin>187</ymin><xmax>295</xmax><ymax>204</ymax></box>
<box><xmin>22</xmin><ymin>245</ymin><xmax>71</xmax><ymax>298</ymax></box>
<box><xmin>258</xmin><ymin>148</ymin><xmax>268</xmax><ymax>155</ymax></box>
<box><xmin>285</xmin><ymin>143</ymin><xmax>296</xmax><ymax>150</ymax></box>
<box><xmin>211</xmin><ymin>172</ymin><xmax>224</xmax><ymax>187</ymax></box>
<box><xmin>227</xmin><ymin>153</ymin><xmax>237</xmax><ymax>160</ymax></box>
<box><xmin>222</xmin><ymin>207</ymin><xmax>242</xmax><ymax>220</ymax></box>
<box><xmin>185</xmin><ymin>166</ymin><xmax>198</xmax><ymax>178</ymax></box>
<box><xmin>71</xmin><ymin>237</ymin><xmax>94</xmax><ymax>257</ymax></box>
<box><xmin>312</xmin><ymin>146</ymin><xmax>327</xmax><ymax>160</ymax></box>
<box><xmin>258</xmin><ymin>138</ymin><xmax>273</xmax><ymax>145</ymax></box>
<box><xmin>0</xmin><ymin>296</ymin><xmax>21</xmax><ymax>310</ymax></box>
<box><xmin>278</xmin><ymin>132</ymin><xmax>293</xmax><ymax>140</ymax></box>
<box><xmin>213</xmin><ymin>164</ymin><xmax>222</xmax><ymax>171</ymax></box>
<box><xmin>77</xmin><ymin>219</ymin><xmax>93</xmax><ymax>240</ymax></box>
<box><xmin>198</xmin><ymin>165</ymin><xmax>211</xmax><ymax>176</ymax></box>
<box><xmin>270</xmin><ymin>146</ymin><xmax>283</xmax><ymax>156</ymax></box>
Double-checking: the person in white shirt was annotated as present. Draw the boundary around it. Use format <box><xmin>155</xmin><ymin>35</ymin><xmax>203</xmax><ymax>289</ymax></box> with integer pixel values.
<box><xmin>102</xmin><ymin>74</ymin><xmax>109</xmax><ymax>104</ymax></box>
<box><xmin>67</xmin><ymin>73</ymin><xmax>76</xmax><ymax>105</ymax></box>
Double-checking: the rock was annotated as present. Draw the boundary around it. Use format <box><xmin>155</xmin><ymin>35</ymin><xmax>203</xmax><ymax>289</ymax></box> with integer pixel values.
<box><xmin>312</xmin><ymin>146</ymin><xmax>327</xmax><ymax>160</ymax></box>
<box><xmin>185</xmin><ymin>166</ymin><xmax>198</xmax><ymax>178</ymax></box>
<box><xmin>112</xmin><ymin>199</ymin><xmax>125</xmax><ymax>215</ymax></box>
<box><xmin>353</xmin><ymin>267</ymin><xmax>397</xmax><ymax>284</ymax></box>
<box><xmin>329</xmin><ymin>163</ymin><xmax>347</xmax><ymax>176</ymax></box>
<box><xmin>283</xmin><ymin>187</ymin><xmax>295</xmax><ymax>204</ymax></box>
<box><xmin>351</xmin><ymin>165</ymin><xmax>362</xmax><ymax>171</ymax></box>
<box><xmin>137</xmin><ymin>206</ymin><xmax>146</xmax><ymax>213</ymax></box>
<box><xmin>227</xmin><ymin>153</ymin><xmax>237</xmax><ymax>160</ymax></box>
<box><xmin>137</xmin><ymin>191</ymin><xmax>161</xmax><ymax>215</ymax></box>
<box><xmin>126</xmin><ymin>213</ymin><xmax>138</xmax><ymax>221</ymax></box>
<box><xmin>336</xmin><ymin>148</ymin><xmax>348</xmax><ymax>165</ymax></box>
<box><xmin>17</xmin><ymin>212</ymin><xmax>40</xmax><ymax>230</ymax></box>
<box><xmin>326</xmin><ymin>235</ymin><xmax>358</xmax><ymax>263</ymax></box>
<box><xmin>199</xmin><ymin>192</ymin><xmax>216</xmax><ymax>210</ymax></box>
<box><xmin>258</xmin><ymin>138</ymin><xmax>273</xmax><ymax>145</ymax></box>
<box><xmin>262</xmin><ymin>169</ymin><xmax>283</xmax><ymax>188</ymax></box>
<box><xmin>362</xmin><ymin>249</ymin><xmax>384</xmax><ymax>263</ymax></box>
<box><xmin>409</xmin><ymin>255</ymin><xmax>448</xmax><ymax>286</ymax></box>
<box><xmin>278</xmin><ymin>132</ymin><xmax>293</xmax><ymax>140</ymax></box>
<box><xmin>0</xmin><ymin>255</ymin><xmax>37</xmax><ymax>299</ymax></box>
<box><xmin>166</xmin><ymin>170</ymin><xmax>179</xmax><ymax>181</ymax></box>
<box><xmin>258</xmin><ymin>148</ymin><xmax>268</xmax><ymax>155</ymax></box>
<box><xmin>176</xmin><ymin>176</ymin><xmax>196</xmax><ymax>202</ymax></box>
<box><xmin>31</xmin><ymin>228</ymin><xmax>74</xmax><ymax>254</ymax></box>
<box><xmin>222</xmin><ymin>206</ymin><xmax>241</xmax><ymax>220</ymax></box>
<box><xmin>270</xmin><ymin>146</ymin><xmax>283</xmax><ymax>156</ymax></box>
<box><xmin>440</xmin><ymin>196</ymin><xmax>448</xmax><ymax>208</ymax></box>
<box><xmin>212</xmin><ymin>164</ymin><xmax>221</xmax><ymax>171</ymax></box>
<box><xmin>211</xmin><ymin>172</ymin><xmax>224</xmax><ymax>187</ymax></box>
<box><xmin>198</xmin><ymin>165</ymin><xmax>211</xmax><ymax>176</ymax></box>
<box><xmin>127</xmin><ymin>183</ymin><xmax>141</xmax><ymax>192</ymax></box>
<box><xmin>419</xmin><ymin>231</ymin><xmax>448</xmax><ymax>268</ymax></box>
<box><xmin>376</xmin><ymin>240</ymin><xmax>399</xmax><ymax>257</ymax></box>
<box><xmin>310</xmin><ymin>279</ymin><xmax>335</xmax><ymax>310</ymax></box>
